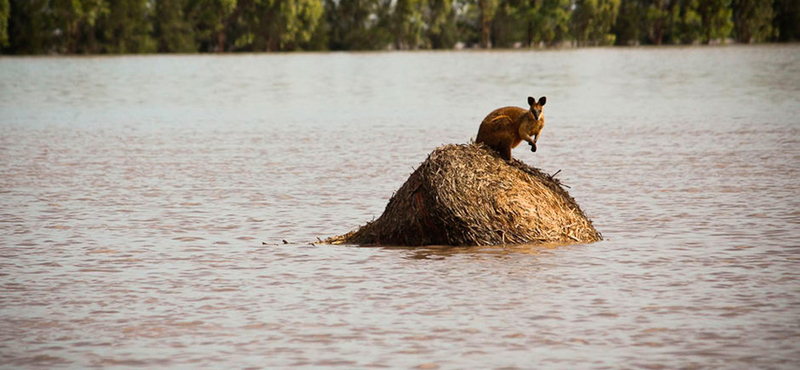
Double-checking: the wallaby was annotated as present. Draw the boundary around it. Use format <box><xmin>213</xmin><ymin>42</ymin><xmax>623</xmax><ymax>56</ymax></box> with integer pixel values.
<box><xmin>476</xmin><ymin>96</ymin><xmax>546</xmax><ymax>161</ymax></box>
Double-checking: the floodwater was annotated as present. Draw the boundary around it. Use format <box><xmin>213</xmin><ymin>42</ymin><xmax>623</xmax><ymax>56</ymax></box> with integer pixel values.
<box><xmin>1</xmin><ymin>46</ymin><xmax>799</xmax><ymax>369</ymax></box>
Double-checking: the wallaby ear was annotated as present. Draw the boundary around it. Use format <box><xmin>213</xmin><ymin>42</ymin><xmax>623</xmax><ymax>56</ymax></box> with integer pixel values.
<box><xmin>528</xmin><ymin>96</ymin><xmax>535</xmax><ymax>106</ymax></box>
<box><xmin>538</xmin><ymin>96</ymin><xmax>547</xmax><ymax>106</ymax></box>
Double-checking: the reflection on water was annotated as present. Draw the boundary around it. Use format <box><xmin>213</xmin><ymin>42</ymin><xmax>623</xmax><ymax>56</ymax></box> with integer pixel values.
<box><xmin>1</xmin><ymin>46</ymin><xmax>799</xmax><ymax>369</ymax></box>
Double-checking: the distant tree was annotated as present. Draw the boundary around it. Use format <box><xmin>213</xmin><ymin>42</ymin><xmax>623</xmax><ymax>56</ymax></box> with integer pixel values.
<box><xmin>325</xmin><ymin>0</ymin><xmax>390</xmax><ymax>50</ymax></box>
<box><xmin>572</xmin><ymin>0</ymin><xmax>620</xmax><ymax>46</ymax></box>
<box><xmin>425</xmin><ymin>0</ymin><xmax>457</xmax><ymax>48</ymax></box>
<box><xmin>477</xmin><ymin>0</ymin><xmax>498</xmax><ymax>47</ymax></box>
<box><xmin>218</xmin><ymin>0</ymin><xmax>323</xmax><ymax>51</ymax></box>
<box><xmin>386</xmin><ymin>0</ymin><xmax>426</xmax><ymax>49</ymax></box>
<box><xmin>51</xmin><ymin>0</ymin><xmax>84</xmax><ymax>53</ymax></box>
<box><xmin>187</xmin><ymin>0</ymin><xmax>237</xmax><ymax>52</ymax></box>
<box><xmin>773</xmin><ymin>0</ymin><xmax>800</xmax><ymax>41</ymax></box>
<box><xmin>571</xmin><ymin>0</ymin><xmax>591</xmax><ymax>45</ymax></box>
<box><xmin>672</xmin><ymin>0</ymin><xmax>702</xmax><ymax>43</ymax></box>
<box><xmin>490</xmin><ymin>0</ymin><xmax>521</xmax><ymax>48</ymax></box>
<box><xmin>0</xmin><ymin>0</ymin><xmax>9</xmax><ymax>47</ymax></box>
<box><xmin>453</xmin><ymin>0</ymin><xmax>480</xmax><ymax>47</ymax></box>
<box><xmin>732</xmin><ymin>0</ymin><xmax>774</xmax><ymax>43</ymax></box>
<box><xmin>644</xmin><ymin>0</ymin><xmax>679</xmax><ymax>45</ymax></box>
<box><xmin>302</xmin><ymin>3</ymin><xmax>330</xmax><ymax>49</ymax></box>
<box><xmin>613</xmin><ymin>0</ymin><xmax>643</xmax><ymax>45</ymax></box>
<box><xmin>155</xmin><ymin>0</ymin><xmax>196</xmax><ymax>52</ymax></box>
<box><xmin>6</xmin><ymin>0</ymin><xmax>52</xmax><ymax>53</ymax></box>
<box><xmin>44</xmin><ymin>0</ymin><xmax>108</xmax><ymax>53</ymax></box>
<box><xmin>530</xmin><ymin>0</ymin><xmax>572</xmax><ymax>46</ymax></box>
<box><xmin>226</xmin><ymin>0</ymin><xmax>268</xmax><ymax>51</ymax></box>
<box><xmin>94</xmin><ymin>0</ymin><xmax>157</xmax><ymax>53</ymax></box>
<box><xmin>1</xmin><ymin>0</ymin><xmax>793</xmax><ymax>54</ymax></box>
<box><xmin>697</xmin><ymin>0</ymin><xmax>732</xmax><ymax>43</ymax></box>
<box><xmin>272</xmin><ymin>0</ymin><xmax>324</xmax><ymax>50</ymax></box>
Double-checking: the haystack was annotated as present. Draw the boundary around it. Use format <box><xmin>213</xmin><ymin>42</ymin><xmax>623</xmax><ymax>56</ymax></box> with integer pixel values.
<box><xmin>325</xmin><ymin>143</ymin><xmax>601</xmax><ymax>246</ymax></box>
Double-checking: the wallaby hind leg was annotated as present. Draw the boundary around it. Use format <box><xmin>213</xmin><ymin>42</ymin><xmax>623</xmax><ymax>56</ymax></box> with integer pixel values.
<box><xmin>500</xmin><ymin>146</ymin><xmax>512</xmax><ymax>161</ymax></box>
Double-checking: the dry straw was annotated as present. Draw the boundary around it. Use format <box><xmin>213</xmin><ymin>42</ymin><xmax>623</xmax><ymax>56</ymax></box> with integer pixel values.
<box><xmin>325</xmin><ymin>143</ymin><xmax>601</xmax><ymax>246</ymax></box>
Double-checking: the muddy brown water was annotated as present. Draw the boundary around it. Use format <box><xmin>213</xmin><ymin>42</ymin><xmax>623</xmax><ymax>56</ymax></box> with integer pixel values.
<box><xmin>1</xmin><ymin>46</ymin><xmax>799</xmax><ymax>369</ymax></box>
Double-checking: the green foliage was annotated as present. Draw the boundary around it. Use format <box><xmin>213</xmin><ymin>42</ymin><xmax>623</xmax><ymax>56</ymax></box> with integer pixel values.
<box><xmin>0</xmin><ymin>0</ymin><xmax>788</xmax><ymax>54</ymax></box>
<box><xmin>386</xmin><ymin>0</ymin><xmax>425</xmax><ymax>49</ymax></box>
<box><xmin>187</xmin><ymin>0</ymin><xmax>238</xmax><ymax>52</ymax></box>
<box><xmin>477</xmin><ymin>0</ymin><xmax>497</xmax><ymax>47</ymax></box>
<box><xmin>280</xmin><ymin>0</ymin><xmax>324</xmax><ymax>49</ymax></box>
<box><xmin>774</xmin><ymin>0</ymin><xmax>800</xmax><ymax>41</ymax></box>
<box><xmin>0</xmin><ymin>0</ymin><xmax>9</xmax><ymax>47</ymax></box>
<box><xmin>644</xmin><ymin>0</ymin><xmax>678</xmax><ymax>45</ymax></box>
<box><xmin>698</xmin><ymin>0</ymin><xmax>733</xmax><ymax>43</ymax></box>
<box><xmin>7</xmin><ymin>0</ymin><xmax>50</xmax><ymax>53</ymax></box>
<box><xmin>326</xmin><ymin>0</ymin><xmax>391</xmax><ymax>50</ymax></box>
<box><xmin>454</xmin><ymin>0</ymin><xmax>480</xmax><ymax>47</ymax></box>
<box><xmin>155</xmin><ymin>0</ymin><xmax>196</xmax><ymax>52</ymax></box>
<box><xmin>490</xmin><ymin>0</ymin><xmax>572</xmax><ymax>48</ymax></box>
<box><xmin>235</xmin><ymin>0</ymin><xmax>324</xmax><ymax>51</ymax></box>
<box><xmin>674</xmin><ymin>0</ymin><xmax>703</xmax><ymax>44</ymax></box>
<box><xmin>426</xmin><ymin>0</ymin><xmax>457</xmax><ymax>48</ymax></box>
<box><xmin>613</xmin><ymin>0</ymin><xmax>736</xmax><ymax>45</ymax></box>
<box><xmin>613</xmin><ymin>0</ymin><xmax>642</xmax><ymax>45</ymax></box>
<box><xmin>572</xmin><ymin>0</ymin><xmax>620</xmax><ymax>46</ymax></box>
<box><xmin>532</xmin><ymin>0</ymin><xmax>572</xmax><ymax>46</ymax></box>
<box><xmin>95</xmin><ymin>0</ymin><xmax>156</xmax><ymax>53</ymax></box>
<box><xmin>490</xmin><ymin>1</ymin><xmax>519</xmax><ymax>48</ymax></box>
<box><xmin>733</xmin><ymin>0</ymin><xmax>774</xmax><ymax>43</ymax></box>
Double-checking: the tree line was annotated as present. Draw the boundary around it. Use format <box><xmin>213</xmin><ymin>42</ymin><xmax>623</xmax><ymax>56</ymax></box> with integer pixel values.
<box><xmin>1</xmin><ymin>0</ymin><xmax>798</xmax><ymax>54</ymax></box>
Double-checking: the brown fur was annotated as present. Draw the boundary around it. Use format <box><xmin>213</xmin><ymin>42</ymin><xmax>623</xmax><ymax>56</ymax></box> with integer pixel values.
<box><xmin>476</xmin><ymin>96</ymin><xmax>546</xmax><ymax>160</ymax></box>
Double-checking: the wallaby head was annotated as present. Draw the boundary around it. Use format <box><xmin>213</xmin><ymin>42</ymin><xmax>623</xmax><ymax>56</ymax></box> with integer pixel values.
<box><xmin>527</xmin><ymin>96</ymin><xmax>546</xmax><ymax>122</ymax></box>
